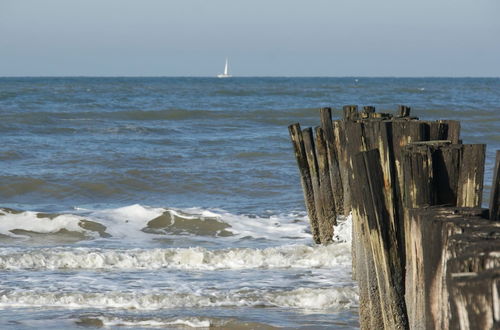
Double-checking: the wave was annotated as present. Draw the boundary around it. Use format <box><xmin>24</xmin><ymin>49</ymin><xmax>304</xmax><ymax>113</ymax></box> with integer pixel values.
<box><xmin>0</xmin><ymin>243</ymin><xmax>351</xmax><ymax>271</ymax></box>
<box><xmin>0</xmin><ymin>205</ymin><xmax>327</xmax><ymax>242</ymax></box>
<box><xmin>0</xmin><ymin>286</ymin><xmax>358</xmax><ymax>311</ymax></box>
<box><xmin>0</xmin><ymin>208</ymin><xmax>99</xmax><ymax>240</ymax></box>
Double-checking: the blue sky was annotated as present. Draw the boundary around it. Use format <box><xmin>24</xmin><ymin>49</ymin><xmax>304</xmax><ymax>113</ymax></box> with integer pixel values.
<box><xmin>1</xmin><ymin>0</ymin><xmax>499</xmax><ymax>76</ymax></box>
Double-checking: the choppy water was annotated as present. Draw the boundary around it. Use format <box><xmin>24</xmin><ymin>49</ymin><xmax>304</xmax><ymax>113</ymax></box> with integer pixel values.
<box><xmin>0</xmin><ymin>77</ymin><xmax>499</xmax><ymax>329</ymax></box>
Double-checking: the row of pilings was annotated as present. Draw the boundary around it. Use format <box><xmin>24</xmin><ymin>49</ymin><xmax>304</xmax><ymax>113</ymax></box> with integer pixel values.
<box><xmin>289</xmin><ymin>105</ymin><xmax>499</xmax><ymax>330</ymax></box>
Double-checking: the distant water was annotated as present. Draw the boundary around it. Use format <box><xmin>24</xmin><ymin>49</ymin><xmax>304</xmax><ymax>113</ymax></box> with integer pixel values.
<box><xmin>0</xmin><ymin>77</ymin><xmax>499</xmax><ymax>329</ymax></box>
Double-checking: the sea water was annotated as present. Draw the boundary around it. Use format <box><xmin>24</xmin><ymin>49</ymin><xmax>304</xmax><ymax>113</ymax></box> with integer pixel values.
<box><xmin>0</xmin><ymin>77</ymin><xmax>499</xmax><ymax>329</ymax></box>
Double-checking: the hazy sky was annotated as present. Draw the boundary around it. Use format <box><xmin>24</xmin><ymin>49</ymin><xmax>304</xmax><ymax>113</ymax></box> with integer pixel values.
<box><xmin>1</xmin><ymin>0</ymin><xmax>499</xmax><ymax>76</ymax></box>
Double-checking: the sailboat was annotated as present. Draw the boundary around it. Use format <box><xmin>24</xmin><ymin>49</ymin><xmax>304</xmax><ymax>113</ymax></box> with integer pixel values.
<box><xmin>217</xmin><ymin>58</ymin><xmax>232</xmax><ymax>78</ymax></box>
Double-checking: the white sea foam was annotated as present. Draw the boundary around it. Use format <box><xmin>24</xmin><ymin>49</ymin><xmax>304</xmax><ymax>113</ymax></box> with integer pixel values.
<box><xmin>98</xmin><ymin>317</ymin><xmax>211</xmax><ymax>328</ymax></box>
<box><xmin>0</xmin><ymin>209</ymin><xmax>88</xmax><ymax>238</ymax></box>
<box><xmin>0</xmin><ymin>286</ymin><xmax>358</xmax><ymax>311</ymax></box>
<box><xmin>0</xmin><ymin>204</ymin><xmax>316</xmax><ymax>242</ymax></box>
<box><xmin>334</xmin><ymin>213</ymin><xmax>352</xmax><ymax>243</ymax></box>
<box><xmin>269</xmin><ymin>286</ymin><xmax>358</xmax><ymax>309</ymax></box>
<box><xmin>178</xmin><ymin>207</ymin><xmax>312</xmax><ymax>241</ymax></box>
<box><xmin>0</xmin><ymin>205</ymin><xmax>165</xmax><ymax>240</ymax></box>
<box><xmin>0</xmin><ymin>243</ymin><xmax>351</xmax><ymax>270</ymax></box>
<box><xmin>86</xmin><ymin>204</ymin><xmax>165</xmax><ymax>239</ymax></box>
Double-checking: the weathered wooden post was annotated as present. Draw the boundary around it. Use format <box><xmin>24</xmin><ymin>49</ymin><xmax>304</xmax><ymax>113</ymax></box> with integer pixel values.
<box><xmin>319</xmin><ymin>107</ymin><xmax>344</xmax><ymax>215</ymax></box>
<box><xmin>315</xmin><ymin>126</ymin><xmax>337</xmax><ymax>235</ymax></box>
<box><xmin>343</xmin><ymin>105</ymin><xmax>358</xmax><ymax>121</ymax></box>
<box><xmin>406</xmin><ymin>207</ymin><xmax>495</xmax><ymax>330</ymax></box>
<box><xmin>289</xmin><ymin>105</ymin><xmax>499</xmax><ymax>330</ymax></box>
<box><xmin>433</xmin><ymin>144</ymin><xmax>461</xmax><ymax>205</ymax></box>
<box><xmin>402</xmin><ymin>144</ymin><xmax>435</xmax><ymax>330</ymax></box>
<box><xmin>446</xmin><ymin>228</ymin><xmax>500</xmax><ymax>330</ymax></box>
<box><xmin>303</xmin><ymin>127</ymin><xmax>333</xmax><ymax>244</ymax></box>
<box><xmin>333</xmin><ymin>120</ymin><xmax>351</xmax><ymax>215</ymax></box>
<box><xmin>398</xmin><ymin>105</ymin><xmax>411</xmax><ymax>118</ymax></box>
<box><xmin>343</xmin><ymin>118</ymin><xmax>367</xmax><ymax>282</ymax></box>
<box><xmin>288</xmin><ymin>123</ymin><xmax>321</xmax><ymax>243</ymax></box>
<box><xmin>445</xmin><ymin>120</ymin><xmax>461</xmax><ymax>144</ymax></box>
<box><xmin>349</xmin><ymin>158</ymin><xmax>384</xmax><ymax>329</ymax></box>
<box><xmin>352</xmin><ymin>149</ymin><xmax>408</xmax><ymax>330</ymax></box>
<box><xmin>363</xmin><ymin>120</ymin><xmax>401</xmax><ymax>265</ymax></box>
<box><xmin>361</xmin><ymin>106</ymin><xmax>375</xmax><ymax>119</ymax></box>
<box><xmin>457</xmin><ymin>144</ymin><xmax>486</xmax><ymax>208</ymax></box>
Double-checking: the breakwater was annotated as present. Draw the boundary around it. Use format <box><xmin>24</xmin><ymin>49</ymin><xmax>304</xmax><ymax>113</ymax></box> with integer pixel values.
<box><xmin>289</xmin><ymin>106</ymin><xmax>499</xmax><ymax>330</ymax></box>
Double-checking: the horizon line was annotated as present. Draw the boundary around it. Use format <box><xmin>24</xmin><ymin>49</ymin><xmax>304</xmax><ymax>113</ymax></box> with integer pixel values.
<box><xmin>1</xmin><ymin>75</ymin><xmax>499</xmax><ymax>79</ymax></box>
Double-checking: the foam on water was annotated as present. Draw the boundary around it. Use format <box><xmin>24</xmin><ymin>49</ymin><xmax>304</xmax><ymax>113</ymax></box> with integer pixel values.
<box><xmin>0</xmin><ymin>209</ymin><xmax>88</xmax><ymax>239</ymax></box>
<box><xmin>0</xmin><ymin>243</ymin><xmax>350</xmax><ymax>271</ymax></box>
<box><xmin>98</xmin><ymin>317</ymin><xmax>211</xmax><ymax>328</ymax></box>
<box><xmin>334</xmin><ymin>214</ymin><xmax>352</xmax><ymax>242</ymax></box>
<box><xmin>0</xmin><ymin>205</ymin><xmax>314</xmax><ymax>242</ymax></box>
<box><xmin>85</xmin><ymin>204</ymin><xmax>165</xmax><ymax>239</ymax></box>
<box><xmin>180</xmin><ymin>207</ymin><xmax>311</xmax><ymax>241</ymax></box>
<box><xmin>0</xmin><ymin>286</ymin><xmax>358</xmax><ymax>311</ymax></box>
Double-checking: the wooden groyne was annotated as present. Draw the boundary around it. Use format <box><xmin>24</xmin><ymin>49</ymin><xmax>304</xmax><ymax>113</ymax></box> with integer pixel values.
<box><xmin>289</xmin><ymin>106</ymin><xmax>499</xmax><ymax>330</ymax></box>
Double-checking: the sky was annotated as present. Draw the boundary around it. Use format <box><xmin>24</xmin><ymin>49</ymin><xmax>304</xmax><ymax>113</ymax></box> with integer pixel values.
<box><xmin>1</xmin><ymin>0</ymin><xmax>499</xmax><ymax>77</ymax></box>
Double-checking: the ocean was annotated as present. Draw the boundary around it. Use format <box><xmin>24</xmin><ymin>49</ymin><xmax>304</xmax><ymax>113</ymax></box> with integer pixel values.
<box><xmin>0</xmin><ymin>77</ymin><xmax>499</xmax><ymax>329</ymax></box>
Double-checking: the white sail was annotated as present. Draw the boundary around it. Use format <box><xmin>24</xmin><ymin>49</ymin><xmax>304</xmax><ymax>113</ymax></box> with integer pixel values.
<box><xmin>217</xmin><ymin>58</ymin><xmax>232</xmax><ymax>78</ymax></box>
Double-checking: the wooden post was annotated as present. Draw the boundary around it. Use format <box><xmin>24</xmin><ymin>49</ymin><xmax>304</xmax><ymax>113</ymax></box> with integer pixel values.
<box><xmin>320</xmin><ymin>107</ymin><xmax>344</xmax><ymax>215</ymax></box>
<box><xmin>349</xmin><ymin>152</ymin><xmax>384</xmax><ymax>330</ymax></box>
<box><xmin>402</xmin><ymin>144</ymin><xmax>434</xmax><ymax>329</ymax></box>
<box><xmin>398</xmin><ymin>105</ymin><xmax>411</xmax><ymax>117</ymax></box>
<box><xmin>363</xmin><ymin>120</ymin><xmax>403</xmax><ymax>270</ymax></box>
<box><xmin>457</xmin><ymin>144</ymin><xmax>486</xmax><ymax>208</ymax></box>
<box><xmin>439</xmin><ymin>215</ymin><xmax>499</xmax><ymax>330</ymax></box>
<box><xmin>443</xmin><ymin>120</ymin><xmax>461</xmax><ymax>144</ymax></box>
<box><xmin>333</xmin><ymin>120</ymin><xmax>351</xmax><ymax>215</ymax></box>
<box><xmin>433</xmin><ymin>144</ymin><xmax>462</xmax><ymax>205</ymax></box>
<box><xmin>343</xmin><ymin>105</ymin><xmax>359</xmax><ymax>121</ymax></box>
<box><xmin>303</xmin><ymin>127</ymin><xmax>333</xmax><ymax>244</ymax></box>
<box><xmin>428</xmin><ymin>121</ymin><xmax>448</xmax><ymax>141</ymax></box>
<box><xmin>363</xmin><ymin>106</ymin><xmax>376</xmax><ymax>113</ymax></box>
<box><xmin>392</xmin><ymin>120</ymin><xmax>428</xmax><ymax>228</ymax></box>
<box><xmin>361</xmin><ymin>106</ymin><xmax>375</xmax><ymax>119</ymax></box>
<box><xmin>315</xmin><ymin>126</ymin><xmax>337</xmax><ymax>237</ymax></box>
<box><xmin>489</xmin><ymin>150</ymin><xmax>500</xmax><ymax>220</ymax></box>
<box><xmin>288</xmin><ymin>123</ymin><xmax>321</xmax><ymax>244</ymax></box>
<box><xmin>288</xmin><ymin>106</ymin><xmax>497</xmax><ymax>330</ymax></box>
<box><xmin>403</xmin><ymin>144</ymin><xmax>435</xmax><ymax>208</ymax></box>
<box><xmin>407</xmin><ymin>208</ymin><xmax>497</xmax><ymax>330</ymax></box>
<box><xmin>343</xmin><ymin>120</ymin><xmax>368</xmax><ymax>281</ymax></box>
<box><xmin>352</xmin><ymin>150</ymin><xmax>408</xmax><ymax>330</ymax></box>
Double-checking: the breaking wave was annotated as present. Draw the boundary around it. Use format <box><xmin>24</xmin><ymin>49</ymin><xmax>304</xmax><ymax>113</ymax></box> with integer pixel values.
<box><xmin>0</xmin><ymin>286</ymin><xmax>358</xmax><ymax>311</ymax></box>
<box><xmin>0</xmin><ymin>243</ymin><xmax>351</xmax><ymax>271</ymax></box>
<box><xmin>0</xmin><ymin>205</ymin><xmax>315</xmax><ymax>242</ymax></box>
